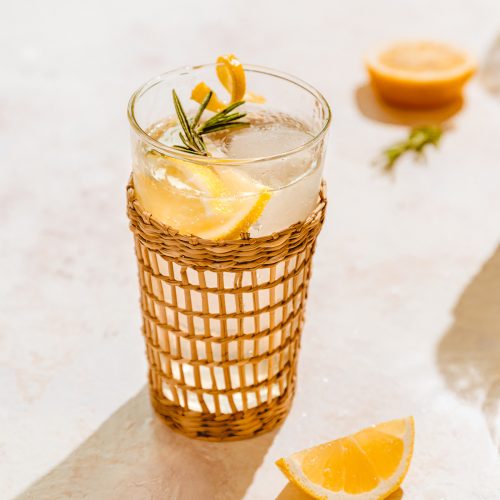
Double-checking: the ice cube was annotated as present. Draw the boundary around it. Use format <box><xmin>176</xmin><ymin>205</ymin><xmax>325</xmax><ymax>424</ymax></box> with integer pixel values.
<box><xmin>223</xmin><ymin>122</ymin><xmax>311</xmax><ymax>159</ymax></box>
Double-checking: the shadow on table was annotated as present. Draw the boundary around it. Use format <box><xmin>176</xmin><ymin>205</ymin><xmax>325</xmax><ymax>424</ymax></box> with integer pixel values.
<box><xmin>354</xmin><ymin>83</ymin><xmax>463</xmax><ymax>126</ymax></box>
<box><xmin>276</xmin><ymin>482</ymin><xmax>403</xmax><ymax>499</ymax></box>
<box><xmin>437</xmin><ymin>243</ymin><xmax>500</xmax><ymax>452</ymax></box>
<box><xmin>17</xmin><ymin>387</ymin><xmax>277</xmax><ymax>500</ymax></box>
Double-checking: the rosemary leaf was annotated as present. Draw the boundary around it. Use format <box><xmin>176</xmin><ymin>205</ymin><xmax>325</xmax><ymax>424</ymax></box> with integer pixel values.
<box><xmin>191</xmin><ymin>90</ymin><xmax>213</xmax><ymax>129</ymax></box>
<box><xmin>179</xmin><ymin>132</ymin><xmax>191</xmax><ymax>150</ymax></box>
<box><xmin>218</xmin><ymin>112</ymin><xmax>246</xmax><ymax>122</ymax></box>
<box><xmin>219</xmin><ymin>100</ymin><xmax>246</xmax><ymax>114</ymax></box>
<box><xmin>193</xmin><ymin>133</ymin><xmax>207</xmax><ymax>153</ymax></box>
<box><xmin>201</xmin><ymin>102</ymin><xmax>246</xmax><ymax>129</ymax></box>
<box><xmin>173</xmin><ymin>145</ymin><xmax>196</xmax><ymax>153</ymax></box>
<box><xmin>199</xmin><ymin>122</ymin><xmax>250</xmax><ymax>134</ymax></box>
<box><xmin>172</xmin><ymin>90</ymin><xmax>194</xmax><ymax>143</ymax></box>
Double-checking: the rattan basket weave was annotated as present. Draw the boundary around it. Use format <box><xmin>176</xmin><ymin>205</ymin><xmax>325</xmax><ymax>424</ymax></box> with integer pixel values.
<box><xmin>127</xmin><ymin>178</ymin><xmax>327</xmax><ymax>441</ymax></box>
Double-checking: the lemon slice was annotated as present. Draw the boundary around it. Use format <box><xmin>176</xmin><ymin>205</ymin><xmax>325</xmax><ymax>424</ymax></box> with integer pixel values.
<box><xmin>134</xmin><ymin>156</ymin><xmax>270</xmax><ymax>240</ymax></box>
<box><xmin>366</xmin><ymin>40</ymin><xmax>476</xmax><ymax>108</ymax></box>
<box><xmin>276</xmin><ymin>417</ymin><xmax>415</xmax><ymax>500</ymax></box>
<box><xmin>192</xmin><ymin>54</ymin><xmax>265</xmax><ymax>112</ymax></box>
<box><xmin>147</xmin><ymin>152</ymin><xmax>225</xmax><ymax>195</ymax></box>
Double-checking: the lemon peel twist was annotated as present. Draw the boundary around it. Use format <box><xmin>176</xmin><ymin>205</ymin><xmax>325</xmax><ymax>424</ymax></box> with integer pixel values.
<box><xmin>191</xmin><ymin>54</ymin><xmax>265</xmax><ymax>112</ymax></box>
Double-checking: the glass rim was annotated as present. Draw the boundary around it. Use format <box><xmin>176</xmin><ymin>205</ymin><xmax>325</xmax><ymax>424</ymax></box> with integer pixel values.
<box><xmin>127</xmin><ymin>63</ymin><xmax>332</xmax><ymax>165</ymax></box>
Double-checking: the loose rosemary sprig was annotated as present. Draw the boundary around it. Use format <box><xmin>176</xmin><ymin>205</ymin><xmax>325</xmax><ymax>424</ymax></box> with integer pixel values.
<box><xmin>379</xmin><ymin>125</ymin><xmax>443</xmax><ymax>171</ymax></box>
<box><xmin>172</xmin><ymin>89</ymin><xmax>249</xmax><ymax>156</ymax></box>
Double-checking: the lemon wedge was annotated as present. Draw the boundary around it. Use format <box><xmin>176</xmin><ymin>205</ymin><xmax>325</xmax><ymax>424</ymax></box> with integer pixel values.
<box><xmin>191</xmin><ymin>54</ymin><xmax>265</xmax><ymax>112</ymax></box>
<box><xmin>366</xmin><ymin>40</ymin><xmax>476</xmax><ymax>108</ymax></box>
<box><xmin>276</xmin><ymin>417</ymin><xmax>415</xmax><ymax>500</ymax></box>
<box><xmin>134</xmin><ymin>155</ymin><xmax>270</xmax><ymax>240</ymax></box>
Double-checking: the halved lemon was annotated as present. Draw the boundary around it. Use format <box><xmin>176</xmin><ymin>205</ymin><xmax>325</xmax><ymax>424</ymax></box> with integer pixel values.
<box><xmin>276</xmin><ymin>416</ymin><xmax>415</xmax><ymax>500</ymax></box>
<box><xmin>366</xmin><ymin>40</ymin><xmax>476</xmax><ymax>108</ymax></box>
<box><xmin>134</xmin><ymin>155</ymin><xmax>270</xmax><ymax>241</ymax></box>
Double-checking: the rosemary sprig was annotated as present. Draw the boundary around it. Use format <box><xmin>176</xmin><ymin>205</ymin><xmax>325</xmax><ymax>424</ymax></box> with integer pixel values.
<box><xmin>172</xmin><ymin>89</ymin><xmax>208</xmax><ymax>155</ymax></box>
<box><xmin>172</xmin><ymin>90</ymin><xmax>248</xmax><ymax>156</ymax></box>
<box><xmin>198</xmin><ymin>101</ymin><xmax>248</xmax><ymax>135</ymax></box>
<box><xmin>379</xmin><ymin>125</ymin><xmax>443</xmax><ymax>171</ymax></box>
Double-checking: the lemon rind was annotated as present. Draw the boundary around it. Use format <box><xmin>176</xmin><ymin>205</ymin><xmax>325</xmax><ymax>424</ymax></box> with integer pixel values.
<box><xmin>365</xmin><ymin>41</ymin><xmax>476</xmax><ymax>83</ymax></box>
<box><xmin>276</xmin><ymin>417</ymin><xmax>415</xmax><ymax>500</ymax></box>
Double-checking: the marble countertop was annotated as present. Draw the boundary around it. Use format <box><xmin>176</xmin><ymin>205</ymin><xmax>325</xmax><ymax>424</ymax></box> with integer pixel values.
<box><xmin>2</xmin><ymin>1</ymin><xmax>500</xmax><ymax>499</ymax></box>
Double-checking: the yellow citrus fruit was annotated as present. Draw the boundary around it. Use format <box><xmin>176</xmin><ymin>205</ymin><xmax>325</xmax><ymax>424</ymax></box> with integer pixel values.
<box><xmin>366</xmin><ymin>40</ymin><xmax>476</xmax><ymax>108</ymax></box>
<box><xmin>216</xmin><ymin>54</ymin><xmax>247</xmax><ymax>103</ymax></box>
<box><xmin>276</xmin><ymin>416</ymin><xmax>415</xmax><ymax>500</ymax></box>
<box><xmin>192</xmin><ymin>54</ymin><xmax>265</xmax><ymax>112</ymax></box>
<box><xmin>134</xmin><ymin>155</ymin><xmax>270</xmax><ymax>241</ymax></box>
<box><xmin>191</xmin><ymin>81</ymin><xmax>227</xmax><ymax>113</ymax></box>
<box><xmin>191</xmin><ymin>54</ymin><xmax>246</xmax><ymax>112</ymax></box>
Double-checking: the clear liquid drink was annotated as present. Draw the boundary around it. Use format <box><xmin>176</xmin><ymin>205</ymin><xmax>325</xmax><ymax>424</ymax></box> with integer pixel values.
<box><xmin>128</xmin><ymin>60</ymin><xmax>331</xmax><ymax>430</ymax></box>
<box><xmin>129</xmin><ymin>64</ymin><xmax>330</xmax><ymax>240</ymax></box>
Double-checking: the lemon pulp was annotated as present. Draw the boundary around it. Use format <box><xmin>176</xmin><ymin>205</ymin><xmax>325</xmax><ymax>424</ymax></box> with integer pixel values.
<box><xmin>276</xmin><ymin>417</ymin><xmax>415</xmax><ymax>499</ymax></box>
<box><xmin>134</xmin><ymin>156</ymin><xmax>270</xmax><ymax>241</ymax></box>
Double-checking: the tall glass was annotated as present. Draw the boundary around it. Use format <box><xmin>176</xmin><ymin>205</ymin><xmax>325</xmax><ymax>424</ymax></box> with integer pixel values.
<box><xmin>127</xmin><ymin>63</ymin><xmax>331</xmax><ymax>440</ymax></box>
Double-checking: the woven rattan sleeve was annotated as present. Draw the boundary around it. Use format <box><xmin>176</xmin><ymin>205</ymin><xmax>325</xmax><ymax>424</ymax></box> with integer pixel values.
<box><xmin>127</xmin><ymin>178</ymin><xmax>327</xmax><ymax>441</ymax></box>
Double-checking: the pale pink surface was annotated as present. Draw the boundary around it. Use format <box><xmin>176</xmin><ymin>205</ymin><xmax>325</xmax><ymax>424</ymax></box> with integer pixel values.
<box><xmin>1</xmin><ymin>1</ymin><xmax>500</xmax><ymax>499</ymax></box>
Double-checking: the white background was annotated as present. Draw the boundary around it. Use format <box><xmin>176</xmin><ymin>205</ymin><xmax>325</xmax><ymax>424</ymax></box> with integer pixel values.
<box><xmin>1</xmin><ymin>1</ymin><xmax>500</xmax><ymax>499</ymax></box>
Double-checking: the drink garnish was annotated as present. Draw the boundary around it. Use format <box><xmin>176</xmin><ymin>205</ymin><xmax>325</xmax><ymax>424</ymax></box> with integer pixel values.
<box><xmin>191</xmin><ymin>54</ymin><xmax>264</xmax><ymax>112</ymax></box>
<box><xmin>171</xmin><ymin>89</ymin><xmax>248</xmax><ymax>156</ymax></box>
<box><xmin>134</xmin><ymin>160</ymin><xmax>271</xmax><ymax>240</ymax></box>
<box><xmin>138</xmin><ymin>54</ymin><xmax>273</xmax><ymax>239</ymax></box>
